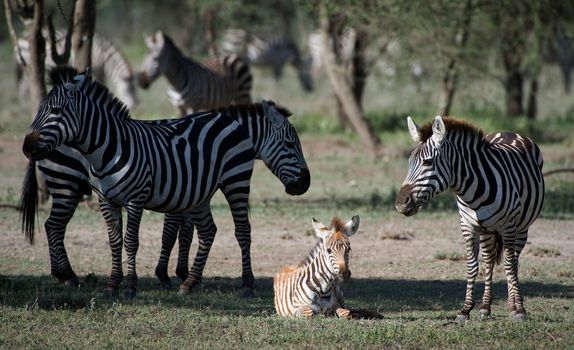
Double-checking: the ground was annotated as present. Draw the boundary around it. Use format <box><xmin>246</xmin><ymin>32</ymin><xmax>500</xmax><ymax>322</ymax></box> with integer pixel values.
<box><xmin>1</xmin><ymin>133</ymin><xmax>573</xmax><ymax>349</ymax></box>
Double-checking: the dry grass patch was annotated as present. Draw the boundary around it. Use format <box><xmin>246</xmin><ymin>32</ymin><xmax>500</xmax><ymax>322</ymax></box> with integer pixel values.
<box><xmin>380</xmin><ymin>230</ymin><xmax>414</xmax><ymax>241</ymax></box>
<box><xmin>527</xmin><ymin>246</ymin><xmax>561</xmax><ymax>257</ymax></box>
<box><xmin>433</xmin><ymin>251</ymin><xmax>465</xmax><ymax>261</ymax></box>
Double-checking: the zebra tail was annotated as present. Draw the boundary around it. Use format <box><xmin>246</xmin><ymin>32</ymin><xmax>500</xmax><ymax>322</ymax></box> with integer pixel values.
<box><xmin>19</xmin><ymin>160</ymin><xmax>38</xmax><ymax>245</ymax></box>
<box><xmin>494</xmin><ymin>233</ymin><xmax>504</xmax><ymax>265</ymax></box>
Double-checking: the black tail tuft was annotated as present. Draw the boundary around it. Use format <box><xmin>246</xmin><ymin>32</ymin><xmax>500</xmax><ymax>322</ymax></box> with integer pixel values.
<box><xmin>495</xmin><ymin>233</ymin><xmax>504</xmax><ymax>265</ymax></box>
<box><xmin>19</xmin><ymin>160</ymin><xmax>39</xmax><ymax>245</ymax></box>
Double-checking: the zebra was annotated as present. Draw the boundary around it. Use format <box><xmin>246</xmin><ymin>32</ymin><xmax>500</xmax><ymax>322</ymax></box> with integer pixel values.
<box><xmin>273</xmin><ymin>215</ymin><xmax>359</xmax><ymax>318</ymax></box>
<box><xmin>21</xmin><ymin>66</ymin><xmax>306</xmax><ymax>299</ymax></box>
<box><xmin>20</xmin><ymin>99</ymin><xmax>310</xmax><ymax>291</ymax></box>
<box><xmin>15</xmin><ymin>31</ymin><xmax>137</xmax><ymax>109</ymax></box>
<box><xmin>220</xmin><ymin>29</ymin><xmax>314</xmax><ymax>92</ymax></box>
<box><xmin>395</xmin><ymin>116</ymin><xmax>544</xmax><ymax>321</ymax></box>
<box><xmin>154</xmin><ymin>101</ymin><xmax>311</xmax><ymax>291</ymax></box>
<box><xmin>138</xmin><ymin>31</ymin><xmax>252</xmax><ymax>116</ymax></box>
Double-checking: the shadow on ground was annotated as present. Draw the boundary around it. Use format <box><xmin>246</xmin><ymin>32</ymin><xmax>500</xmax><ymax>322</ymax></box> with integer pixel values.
<box><xmin>1</xmin><ymin>274</ymin><xmax>572</xmax><ymax>316</ymax></box>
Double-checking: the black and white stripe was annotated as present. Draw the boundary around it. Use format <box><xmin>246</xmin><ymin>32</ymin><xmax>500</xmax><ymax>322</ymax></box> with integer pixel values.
<box><xmin>138</xmin><ymin>31</ymin><xmax>252</xmax><ymax>116</ymax></box>
<box><xmin>220</xmin><ymin>29</ymin><xmax>313</xmax><ymax>91</ymax></box>
<box><xmin>15</xmin><ymin>31</ymin><xmax>137</xmax><ymax>108</ymax></box>
<box><xmin>273</xmin><ymin>216</ymin><xmax>359</xmax><ymax>318</ymax></box>
<box><xmin>23</xmin><ymin>66</ymin><xmax>258</xmax><ymax>298</ymax></box>
<box><xmin>395</xmin><ymin>116</ymin><xmax>545</xmax><ymax>321</ymax></box>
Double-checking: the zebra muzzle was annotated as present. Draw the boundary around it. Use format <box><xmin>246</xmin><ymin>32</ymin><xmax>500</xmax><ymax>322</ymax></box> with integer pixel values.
<box><xmin>285</xmin><ymin>168</ymin><xmax>311</xmax><ymax>196</ymax></box>
<box><xmin>137</xmin><ymin>72</ymin><xmax>151</xmax><ymax>89</ymax></box>
<box><xmin>22</xmin><ymin>131</ymin><xmax>47</xmax><ymax>161</ymax></box>
<box><xmin>395</xmin><ymin>184</ymin><xmax>419</xmax><ymax>216</ymax></box>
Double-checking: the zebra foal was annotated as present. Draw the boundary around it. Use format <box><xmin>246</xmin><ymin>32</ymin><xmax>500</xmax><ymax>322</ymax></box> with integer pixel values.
<box><xmin>138</xmin><ymin>31</ymin><xmax>252</xmax><ymax>116</ymax></box>
<box><xmin>274</xmin><ymin>215</ymin><xmax>359</xmax><ymax>318</ymax></box>
<box><xmin>395</xmin><ymin>116</ymin><xmax>544</xmax><ymax>321</ymax></box>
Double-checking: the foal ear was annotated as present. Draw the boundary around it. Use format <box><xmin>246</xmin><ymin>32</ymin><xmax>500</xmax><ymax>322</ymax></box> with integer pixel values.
<box><xmin>312</xmin><ymin>217</ymin><xmax>329</xmax><ymax>239</ymax></box>
<box><xmin>407</xmin><ymin>116</ymin><xmax>421</xmax><ymax>143</ymax></box>
<box><xmin>343</xmin><ymin>215</ymin><xmax>360</xmax><ymax>237</ymax></box>
<box><xmin>432</xmin><ymin>115</ymin><xmax>446</xmax><ymax>145</ymax></box>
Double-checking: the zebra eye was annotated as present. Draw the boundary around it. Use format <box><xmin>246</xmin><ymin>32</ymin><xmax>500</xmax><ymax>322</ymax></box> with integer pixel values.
<box><xmin>326</xmin><ymin>248</ymin><xmax>332</xmax><ymax>254</ymax></box>
<box><xmin>50</xmin><ymin>107</ymin><xmax>62</xmax><ymax>115</ymax></box>
<box><xmin>422</xmin><ymin>158</ymin><xmax>434</xmax><ymax>166</ymax></box>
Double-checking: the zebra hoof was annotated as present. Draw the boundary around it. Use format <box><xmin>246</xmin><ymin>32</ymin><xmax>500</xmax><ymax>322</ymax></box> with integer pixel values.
<box><xmin>103</xmin><ymin>287</ymin><xmax>119</xmax><ymax>298</ymax></box>
<box><xmin>239</xmin><ymin>287</ymin><xmax>255</xmax><ymax>299</ymax></box>
<box><xmin>159</xmin><ymin>279</ymin><xmax>173</xmax><ymax>291</ymax></box>
<box><xmin>64</xmin><ymin>277</ymin><xmax>80</xmax><ymax>288</ymax></box>
<box><xmin>123</xmin><ymin>288</ymin><xmax>137</xmax><ymax>300</ymax></box>
<box><xmin>511</xmin><ymin>312</ymin><xmax>527</xmax><ymax>321</ymax></box>
<box><xmin>455</xmin><ymin>314</ymin><xmax>469</xmax><ymax>323</ymax></box>
<box><xmin>178</xmin><ymin>286</ymin><xmax>191</xmax><ymax>296</ymax></box>
<box><xmin>479</xmin><ymin>309</ymin><xmax>491</xmax><ymax>321</ymax></box>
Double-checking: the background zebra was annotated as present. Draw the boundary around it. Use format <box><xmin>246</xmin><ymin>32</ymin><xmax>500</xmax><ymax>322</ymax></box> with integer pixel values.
<box><xmin>219</xmin><ymin>29</ymin><xmax>313</xmax><ymax>91</ymax></box>
<box><xmin>395</xmin><ymin>116</ymin><xmax>545</xmax><ymax>321</ymax></box>
<box><xmin>138</xmin><ymin>31</ymin><xmax>252</xmax><ymax>116</ymax></box>
<box><xmin>273</xmin><ymin>215</ymin><xmax>359</xmax><ymax>319</ymax></box>
<box><xmin>15</xmin><ymin>31</ymin><xmax>137</xmax><ymax>108</ymax></box>
<box><xmin>22</xmin><ymin>66</ymin><xmax>257</xmax><ymax>299</ymax></box>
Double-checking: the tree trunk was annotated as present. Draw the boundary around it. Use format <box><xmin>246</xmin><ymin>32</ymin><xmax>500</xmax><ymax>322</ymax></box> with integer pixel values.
<box><xmin>526</xmin><ymin>78</ymin><xmax>538</xmax><ymax>119</ymax></box>
<box><xmin>503</xmin><ymin>60</ymin><xmax>524</xmax><ymax>117</ymax></box>
<box><xmin>437</xmin><ymin>0</ymin><xmax>473</xmax><ymax>117</ymax></box>
<box><xmin>320</xmin><ymin>8</ymin><xmax>381</xmax><ymax>157</ymax></box>
<box><xmin>28</xmin><ymin>0</ymin><xmax>46</xmax><ymax>112</ymax></box>
<box><xmin>205</xmin><ymin>7</ymin><xmax>218</xmax><ymax>57</ymax></box>
<box><xmin>72</xmin><ymin>0</ymin><xmax>95</xmax><ymax>70</ymax></box>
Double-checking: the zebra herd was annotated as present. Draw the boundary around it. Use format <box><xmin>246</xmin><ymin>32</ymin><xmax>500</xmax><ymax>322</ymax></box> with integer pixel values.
<box><xmin>18</xmin><ymin>30</ymin><xmax>545</xmax><ymax>321</ymax></box>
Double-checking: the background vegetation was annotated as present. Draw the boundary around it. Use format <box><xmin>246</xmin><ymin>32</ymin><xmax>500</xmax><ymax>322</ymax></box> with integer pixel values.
<box><xmin>0</xmin><ymin>0</ymin><xmax>573</xmax><ymax>349</ymax></box>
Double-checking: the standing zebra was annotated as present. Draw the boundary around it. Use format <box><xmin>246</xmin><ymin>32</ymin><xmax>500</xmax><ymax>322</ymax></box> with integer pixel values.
<box><xmin>395</xmin><ymin>116</ymin><xmax>544</xmax><ymax>321</ymax></box>
<box><xmin>15</xmin><ymin>31</ymin><xmax>137</xmax><ymax>108</ymax></box>
<box><xmin>22</xmin><ymin>66</ymin><xmax>263</xmax><ymax>299</ymax></box>
<box><xmin>154</xmin><ymin>101</ymin><xmax>311</xmax><ymax>292</ymax></box>
<box><xmin>274</xmin><ymin>215</ymin><xmax>359</xmax><ymax>318</ymax></box>
<box><xmin>138</xmin><ymin>31</ymin><xmax>252</xmax><ymax>116</ymax></box>
<box><xmin>220</xmin><ymin>29</ymin><xmax>313</xmax><ymax>92</ymax></box>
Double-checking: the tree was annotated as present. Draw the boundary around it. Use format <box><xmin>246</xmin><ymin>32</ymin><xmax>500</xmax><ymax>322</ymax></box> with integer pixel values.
<box><xmin>71</xmin><ymin>0</ymin><xmax>95</xmax><ymax>70</ymax></box>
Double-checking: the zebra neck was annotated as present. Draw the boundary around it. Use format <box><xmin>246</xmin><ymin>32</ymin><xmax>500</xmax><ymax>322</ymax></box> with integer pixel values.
<box><xmin>447</xmin><ymin>134</ymin><xmax>487</xmax><ymax>199</ymax></box>
<box><xmin>228</xmin><ymin>111</ymin><xmax>265</xmax><ymax>159</ymax></box>
<box><xmin>303</xmin><ymin>245</ymin><xmax>337</xmax><ymax>295</ymax></box>
<box><xmin>164</xmin><ymin>52</ymin><xmax>196</xmax><ymax>93</ymax></box>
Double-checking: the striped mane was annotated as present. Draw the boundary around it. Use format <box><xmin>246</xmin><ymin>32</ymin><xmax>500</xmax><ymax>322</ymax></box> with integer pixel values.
<box><xmin>215</xmin><ymin>101</ymin><xmax>292</xmax><ymax>119</ymax></box>
<box><xmin>298</xmin><ymin>217</ymin><xmax>345</xmax><ymax>268</ymax></box>
<box><xmin>418</xmin><ymin>117</ymin><xmax>484</xmax><ymax>142</ymax></box>
<box><xmin>48</xmin><ymin>66</ymin><xmax>131</xmax><ymax>121</ymax></box>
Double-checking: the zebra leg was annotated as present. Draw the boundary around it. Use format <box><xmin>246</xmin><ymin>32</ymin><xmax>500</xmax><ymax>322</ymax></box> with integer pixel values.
<box><xmin>222</xmin><ymin>186</ymin><xmax>254</xmax><ymax>298</ymax></box>
<box><xmin>503</xmin><ymin>230</ymin><xmax>527</xmax><ymax>320</ymax></box>
<box><xmin>179</xmin><ymin>203</ymin><xmax>216</xmax><ymax>295</ymax></box>
<box><xmin>478</xmin><ymin>233</ymin><xmax>499</xmax><ymax>320</ymax></box>
<box><xmin>45</xmin><ymin>194</ymin><xmax>81</xmax><ymax>287</ymax></box>
<box><xmin>295</xmin><ymin>305</ymin><xmax>316</xmax><ymax>319</ymax></box>
<box><xmin>99</xmin><ymin>199</ymin><xmax>123</xmax><ymax>297</ymax></box>
<box><xmin>335</xmin><ymin>307</ymin><xmax>352</xmax><ymax>320</ymax></box>
<box><xmin>155</xmin><ymin>213</ymin><xmax>183</xmax><ymax>290</ymax></box>
<box><xmin>175</xmin><ymin>214</ymin><xmax>195</xmax><ymax>281</ymax></box>
<box><xmin>123</xmin><ymin>202</ymin><xmax>145</xmax><ymax>299</ymax></box>
<box><xmin>457</xmin><ymin>226</ymin><xmax>480</xmax><ymax>322</ymax></box>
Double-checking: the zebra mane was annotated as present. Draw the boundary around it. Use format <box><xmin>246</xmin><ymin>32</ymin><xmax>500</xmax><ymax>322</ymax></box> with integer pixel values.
<box><xmin>215</xmin><ymin>101</ymin><xmax>293</xmax><ymax>119</ymax></box>
<box><xmin>418</xmin><ymin>117</ymin><xmax>484</xmax><ymax>142</ymax></box>
<box><xmin>48</xmin><ymin>66</ymin><xmax>131</xmax><ymax>120</ymax></box>
<box><xmin>298</xmin><ymin>217</ymin><xmax>346</xmax><ymax>268</ymax></box>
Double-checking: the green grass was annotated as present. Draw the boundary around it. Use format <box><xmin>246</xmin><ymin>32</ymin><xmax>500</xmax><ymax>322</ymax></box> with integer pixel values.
<box><xmin>1</xmin><ymin>274</ymin><xmax>573</xmax><ymax>349</ymax></box>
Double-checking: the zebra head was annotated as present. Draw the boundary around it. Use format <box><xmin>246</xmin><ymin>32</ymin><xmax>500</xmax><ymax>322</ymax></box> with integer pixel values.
<box><xmin>138</xmin><ymin>31</ymin><xmax>172</xmax><ymax>89</ymax></box>
<box><xmin>396</xmin><ymin>116</ymin><xmax>452</xmax><ymax>216</ymax></box>
<box><xmin>295</xmin><ymin>56</ymin><xmax>314</xmax><ymax>92</ymax></box>
<box><xmin>23</xmin><ymin>67</ymin><xmax>87</xmax><ymax>161</ymax></box>
<box><xmin>312</xmin><ymin>215</ymin><xmax>359</xmax><ymax>282</ymax></box>
<box><xmin>259</xmin><ymin>100</ymin><xmax>310</xmax><ymax>196</ymax></box>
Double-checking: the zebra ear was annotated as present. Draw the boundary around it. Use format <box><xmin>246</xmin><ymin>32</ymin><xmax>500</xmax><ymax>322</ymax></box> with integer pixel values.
<box><xmin>432</xmin><ymin>115</ymin><xmax>446</xmax><ymax>145</ymax></box>
<box><xmin>144</xmin><ymin>33</ymin><xmax>155</xmax><ymax>48</ymax></box>
<box><xmin>343</xmin><ymin>215</ymin><xmax>360</xmax><ymax>237</ymax></box>
<box><xmin>155</xmin><ymin>31</ymin><xmax>165</xmax><ymax>47</ymax></box>
<box><xmin>262</xmin><ymin>100</ymin><xmax>286</xmax><ymax>128</ymax></box>
<box><xmin>407</xmin><ymin>116</ymin><xmax>421</xmax><ymax>143</ymax></box>
<box><xmin>312</xmin><ymin>217</ymin><xmax>330</xmax><ymax>239</ymax></box>
<box><xmin>65</xmin><ymin>72</ymin><xmax>87</xmax><ymax>93</ymax></box>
